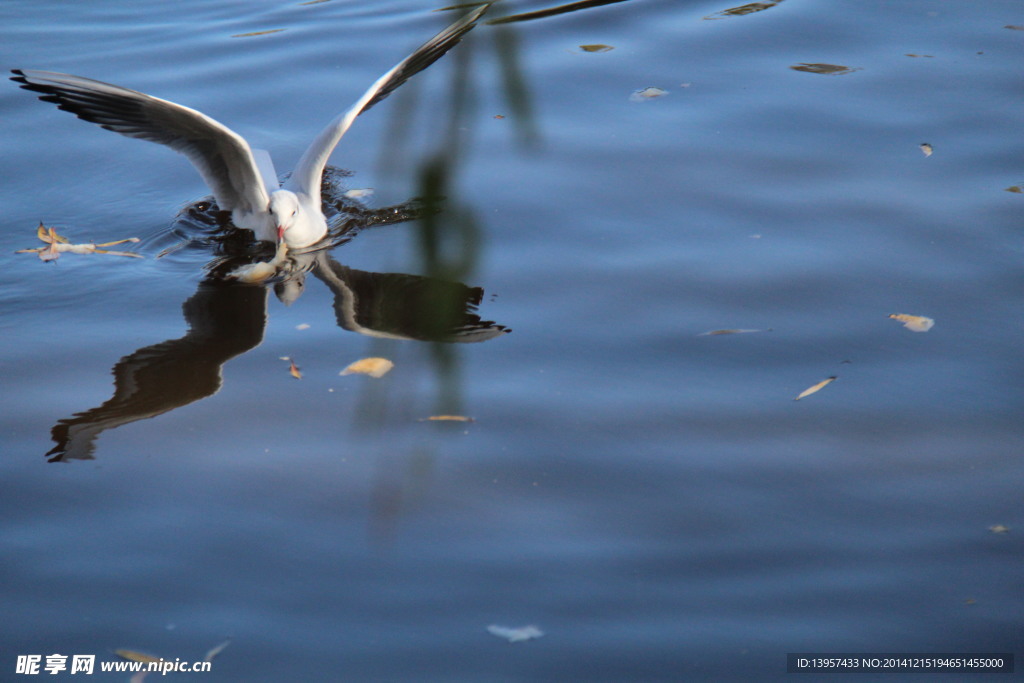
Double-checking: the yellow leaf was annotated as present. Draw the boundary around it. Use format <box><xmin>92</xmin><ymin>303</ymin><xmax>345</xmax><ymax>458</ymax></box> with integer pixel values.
<box><xmin>795</xmin><ymin>376</ymin><xmax>836</xmax><ymax>401</ymax></box>
<box><xmin>204</xmin><ymin>639</ymin><xmax>231</xmax><ymax>663</ymax></box>
<box><xmin>340</xmin><ymin>357</ymin><xmax>394</xmax><ymax>378</ymax></box>
<box><xmin>114</xmin><ymin>649</ymin><xmax>162</xmax><ymax>663</ymax></box>
<box><xmin>225</xmin><ymin>242</ymin><xmax>289</xmax><ymax>283</ymax></box>
<box><xmin>889</xmin><ymin>313</ymin><xmax>935</xmax><ymax>332</ymax></box>
<box><xmin>420</xmin><ymin>415</ymin><xmax>474</xmax><ymax>422</ymax></box>
<box><xmin>288</xmin><ymin>359</ymin><xmax>302</xmax><ymax>380</ymax></box>
<box><xmin>630</xmin><ymin>87</ymin><xmax>668</xmax><ymax>102</ymax></box>
<box><xmin>920</xmin><ymin>143</ymin><xmax>933</xmax><ymax>157</ymax></box>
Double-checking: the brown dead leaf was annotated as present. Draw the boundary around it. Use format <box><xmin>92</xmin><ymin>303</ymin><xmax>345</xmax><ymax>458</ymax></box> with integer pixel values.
<box><xmin>288</xmin><ymin>359</ymin><xmax>302</xmax><ymax>380</ymax></box>
<box><xmin>889</xmin><ymin>313</ymin><xmax>935</xmax><ymax>332</ymax></box>
<box><xmin>114</xmin><ymin>650</ymin><xmax>162</xmax><ymax>663</ymax></box>
<box><xmin>17</xmin><ymin>223</ymin><xmax>141</xmax><ymax>260</ymax></box>
<box><xmin>790</xmin><ymin>63</ymin><xmax>860</xmax><ymax>75</ymax></box>
<box><xmin>340</xmin><ymin>357</ymin><xmax>394</xmax><ymax>378</ymax></box>
<box><xmin>795</xmin><ymin>376</ymin><xmax>836</xmax><ymax>401</ymax></box>
<box><xmin>419</xmin><ymin>415</ymin><xmax>474</xmax><ymax>423</ymax></box>
<box><xmin>579</xmin><ymin>44</ymin><xmax>614</xmax><ymax>52</ymax></box>
<box><xmin>231</xmin><ymin>29</ymin><xmax>286</xmax><ymax>38</ymax></box>
<box><xmin>704</xmin><ymin>0</ymin><xmax>782</xmax><ymax>20</ymax></box>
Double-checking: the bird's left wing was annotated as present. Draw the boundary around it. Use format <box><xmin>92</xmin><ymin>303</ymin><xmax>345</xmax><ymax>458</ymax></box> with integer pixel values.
<box><xmin>11</xmin><ymin>69</ymin><xmax>271</xmax><ymax>217</ymax></box>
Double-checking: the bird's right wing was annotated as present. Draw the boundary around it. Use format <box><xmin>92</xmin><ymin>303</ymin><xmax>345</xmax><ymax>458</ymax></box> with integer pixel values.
<box><xmin>285</xmin><ymin>4</ymin><xmax>489</xmax><ymax>196</ymax></box>
<box><xmin>11</xmin><ymin>69</ymin><xmax>271</xmax><ymax>216</ymax></box>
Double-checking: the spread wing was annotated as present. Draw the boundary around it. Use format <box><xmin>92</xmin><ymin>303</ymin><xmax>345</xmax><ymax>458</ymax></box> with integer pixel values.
<box><xmin>285</xmin><ymin>4</ymin><xmax>489</xmax><ymax>196</ymax></box>
<box><xmin>11</xmin><ymin>69</ymin><xmax>271</xmax><ymax>216</ymax></box>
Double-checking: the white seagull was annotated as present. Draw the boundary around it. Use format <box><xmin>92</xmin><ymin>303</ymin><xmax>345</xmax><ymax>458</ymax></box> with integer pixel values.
<box><xmin>12</xmin><ymin>5</ymin><xmax>487</xmax><ymax>249</ymax></box>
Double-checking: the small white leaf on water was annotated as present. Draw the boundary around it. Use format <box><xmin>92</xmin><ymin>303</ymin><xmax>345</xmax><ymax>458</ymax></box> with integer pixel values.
<box><xmin>699</xmin><ymin>328</ymin><xmax>768</xmax><ymax>336</ymax></box>
<box><xmin>487</xmin><ymin>624</ymin><xmax>544</xmax><ymax>643</ymax></box>
<box><xmin>204</xmin><ymin>639</ymin><xmax>231</xmax><ymax>663</ymax></box>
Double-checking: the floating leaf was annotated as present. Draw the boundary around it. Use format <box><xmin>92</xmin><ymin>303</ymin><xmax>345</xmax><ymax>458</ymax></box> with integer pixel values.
<box><xmin>1005</xmin><ymin>25</ymin><xmax>1024</xmax><ymax>31</ymax></box>
<box><xmin>920</xmin><ymin>143</ymin><xmax>933</xmax><ymax>157</ymax></box>
<box><xmin>231</xmin><ymin>28</ymin><xmax>286</xmax><ymax>38</ymax></box>
<box><xmin>114</xmin><ymin>650</ymin><xmax>162</xmax><ymax>663</ymax></box>
<box><xmin>888</xmin><ymin>313</ymin><xmax>934</xmax><ymax>332</ymax></box>
<box><xmin>296</xmin><ymin>323</ymin><xmax>310</xmax><ymax>330</ymax></box>
<box><xmin>16</xmin><ymin>222</ymin><xmax>142</xmax><ymax>260</ymax></box>
<box><xmin>341</xmin><ymin>357</ymin><xmax>394</xmax><ymax>378</ymax></box>
<box><xmin>905</xmin><ymin>53</ymin><xmax>935</xmax><ymax>58</ymax></box>
<box><xmin>204</xmin><ymin>639</ymin><xmax>231</xmax><ymax>663</ymax></box>
<box><xmin>225</xmin><ymin>242</ymin><xmax>289</xmax><ymax>283</ymax></box>
<box><xmin>288</xmin><ymin>359</ymin><xmax>302</xmax><ymax>380</ymax></box>
<box><xmin>790</xmin><ymin>63</ymin><xmax>860</xmax><ymax>75</ymax></box>
<box><xmin>630</xmin><ymin>87</ymin><xmax>667</xmax><ymax>102</ymax></box>
<box><xmin>493</xmin><ymin>114</ymin><xmax>506</xmax><ymax>119</ymax></box>
<box><xmin>704</xmin><ymin>0</ymin><xmax>782</xmax><ymax>20</ymax></box>
<box><xmin>343</xmin><ymin>188</ymin><xmax>374</xmax><ymax>199</ymax></box>
<box><xmin>419</xmin><ymin>415</ymin><xmax>474</xmax><ymax>422</ymax></box>
<box><xmin>1006</xmin><ymin>185</ymin><xmax>1022</xmax><ymax>193</ymax></box>
<box><xmin>699</xmin><ymin>328</ymin><xmax>769</xmax><ymax>336</ymax></box>
<box><xmin>487</xmin><ymin>624</ymin><xmax>544</xmax><ymax>643</ymax></box>
<box><xmin>795</xmin><ymin>376</ymin><xmax>836</xmax><ymax>401</ymax></box>
<box><xmin>989</xmin><ymin>524</ymin><xmax>1010</xmax><ymax>534</ymax></box>
<box><xmin>579</xmin><ymin>44</ymin><xmax>614</xmax><ymax>52</ymax></box>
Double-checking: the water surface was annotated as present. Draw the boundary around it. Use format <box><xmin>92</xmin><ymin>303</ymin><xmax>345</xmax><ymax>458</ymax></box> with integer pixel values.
<box><xmin>2</xmin><ymin>0</ymin><xmax>1021</xmax><ymax>679</ymax></box>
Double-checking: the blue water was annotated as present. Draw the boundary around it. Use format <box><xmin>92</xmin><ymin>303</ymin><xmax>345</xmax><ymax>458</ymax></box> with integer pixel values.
<box><xmin>2</xmin><ymin>0</ymin><xmax>1021</xmax><ymax>680</ymax></box>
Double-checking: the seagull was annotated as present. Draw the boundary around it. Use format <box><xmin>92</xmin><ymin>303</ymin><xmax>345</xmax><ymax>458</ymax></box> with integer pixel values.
<box><xmin>11</xmin><ymin>5</ymin><xmax>487</xmax><ymax>249</ymax></box>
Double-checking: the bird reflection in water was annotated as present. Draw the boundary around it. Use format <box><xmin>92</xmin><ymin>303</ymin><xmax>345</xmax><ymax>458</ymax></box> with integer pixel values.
<box><xmin>45</xmin><ymin>171</ymin><xmax>509</xmax><ymax>463</ymax></box>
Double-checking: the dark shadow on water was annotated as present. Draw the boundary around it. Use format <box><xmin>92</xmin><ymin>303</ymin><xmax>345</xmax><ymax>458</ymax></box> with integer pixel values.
<box><xmin>44</xmin><ymin>173</ymin><xmax>508</xmax><ymax>463</ymax></box>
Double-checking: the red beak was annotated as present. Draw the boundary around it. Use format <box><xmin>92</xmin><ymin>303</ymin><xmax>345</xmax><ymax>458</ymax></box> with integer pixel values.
<box><xmin>276</xmin><ymin>226</ymin><xmax>285</xmax><ymax>244</ymax></box>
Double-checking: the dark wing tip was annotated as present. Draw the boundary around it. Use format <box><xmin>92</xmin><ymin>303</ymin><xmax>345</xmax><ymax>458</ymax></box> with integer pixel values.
<box><xmin>361</xmin><ymin>3</ymin><xmax>491</xmax><ymax>113</ymax></box>
<box><xmin>10</xmin><ymin>69</ymin><xmax>57</xmax><ymax>98</ymax></box>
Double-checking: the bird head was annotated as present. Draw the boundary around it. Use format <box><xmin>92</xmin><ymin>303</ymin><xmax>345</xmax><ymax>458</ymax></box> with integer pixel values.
<box><xmin>268</xmin><ymin>190</ymin><xmax>301</xmax><ymax>245</ymax></box>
